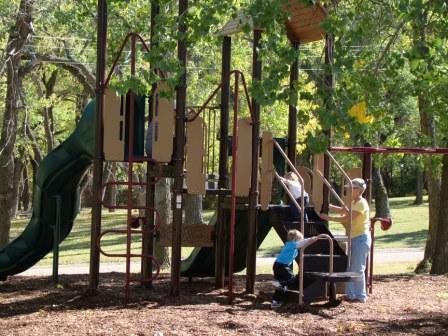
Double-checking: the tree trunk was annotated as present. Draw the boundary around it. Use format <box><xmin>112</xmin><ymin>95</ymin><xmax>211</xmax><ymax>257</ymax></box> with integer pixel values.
<box><xmin>414</xmin><ymin>165</ymin><xmax>424</xmax><ymax>205</ymax></box>
<box><xmin>0</xmin><ymin>0</ymin><xmax>34</xmax><ymax>249</ymax></box>
<box><xmin>79</xmin><ymin>169</ymin><xmax>93</xmax><ymax>208</ymax></box>
<box><xmin>184</xmin><ymin>194</ymin><xmax>204</xmax><ymax>224</ymax></box>
<box><xmin>431</xmin><ymin>154</ymin><xmax>448</xmax><ymax>274</ymax></box>
<box><xmin>154</xmin><ymin>177</ymin><xmax>171</xmax><ymax>267</ymax></box>
<box><xmin>372</xmin><ymin>164</ymin><xmax>391</xmax><ymax>218</ymax></box>
<box><xmin>21</xmin><ymin>162</ymin><xmax>30</xmax><ymax>211</ymax></box>
<box><xmin>412</xmin><ymin>11</ymin><xmax>441</xmax><ymax>272</ymax></box>
<box><xmin>107</xmin><ymin>163</ymin><xmax>117</xmax><ymax>213</ymax></box>
<box><xmin>10</xmin><ymin>157</ymin><xmax>24</xmax><ymax>219</ymax></box>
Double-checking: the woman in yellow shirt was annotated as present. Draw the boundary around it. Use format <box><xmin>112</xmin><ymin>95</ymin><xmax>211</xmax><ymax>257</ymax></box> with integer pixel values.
<box><xmin>319</xmin><ymin>178</ymin><xmax>371</xmax><ymax>303</ymax></box>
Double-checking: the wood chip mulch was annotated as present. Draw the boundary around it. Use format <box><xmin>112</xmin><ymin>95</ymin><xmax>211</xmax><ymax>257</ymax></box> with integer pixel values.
<box><xmin>1</xmin><ymin>273</ymin><xmax>447</xmax><ymax>335</ymax></box>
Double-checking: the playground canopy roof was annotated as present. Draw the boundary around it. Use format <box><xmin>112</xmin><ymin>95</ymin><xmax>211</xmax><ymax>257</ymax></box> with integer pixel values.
<box><xmin>217</xmin><ymin>0</ymin><xmax>327</xmax><ymax>44</ymax></box>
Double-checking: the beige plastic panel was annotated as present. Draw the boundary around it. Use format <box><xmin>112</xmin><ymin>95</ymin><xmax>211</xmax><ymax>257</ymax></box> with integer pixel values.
<box><xmin>152</xmin><ymin>82</ymin><xmax>174</xmax><ymax>163</ymax></box>
<box><xmin>312</xmin><ymin>153</ymin><xmax>324</xmax><ymax>212</ymax></box>
<box><xmin>103</xmin><ymin>89</ymin><xmax>125</xmax><ymax>161</ymax></box>
<box><xmin>186</xmin><ymin>116</ymin><xmax>206</xmax><ymax>194</ymax></box>
<box><xmin>342</xmin><ymin>167</ymin><xmax>362</xmax><ymax>204</ymax></box>
<box><xmin>235</xmin><ymin>117</ymin><xmax>252</xmax><ymax>197</ymax></box>
<box><xmin>260</xmin><ymin>132</ymin><xmax>273</xmax><ymax>211</ymax></box>
<box><xmin>296</xmin><ymin>166</ymin><xmax>312</xmax><ymax>195</ymax></box>
<box><xmin>158</xmin><ymin>224</ymin><xmax>214</xmax><ymax>247</ymax></box>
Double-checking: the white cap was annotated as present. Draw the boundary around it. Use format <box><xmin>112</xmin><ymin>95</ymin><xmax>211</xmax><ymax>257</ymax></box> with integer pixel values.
<box><xmin>345</xmin><ymin>178</ymin><xmax>366</xmax><ymax>192</ymax></box>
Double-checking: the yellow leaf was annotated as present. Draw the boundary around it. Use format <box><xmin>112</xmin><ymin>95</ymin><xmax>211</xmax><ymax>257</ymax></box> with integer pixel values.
<box><xmin>348</xmin><ymin>101</ymin><xmax>374</xmax><ymax>124</ymax></box>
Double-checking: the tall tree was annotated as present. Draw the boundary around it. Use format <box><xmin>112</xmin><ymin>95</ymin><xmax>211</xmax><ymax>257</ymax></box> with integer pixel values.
<box><xmin>0</xmin><ymin>0</ymin><xmax>34</xmax><ymax>248</ymax></box>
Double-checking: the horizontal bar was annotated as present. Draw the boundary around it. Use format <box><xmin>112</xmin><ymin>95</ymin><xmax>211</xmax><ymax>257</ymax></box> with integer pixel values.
<box><xmin>331</xmin><ymin>146</ymin><xmax>448</xmax><ymax>154</ymax></box>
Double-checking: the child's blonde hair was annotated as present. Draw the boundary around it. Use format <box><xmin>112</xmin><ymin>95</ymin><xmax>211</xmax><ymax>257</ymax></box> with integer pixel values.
<box><xmin>285</xmin><ymin>171</ymin><xmax>299</xmax><ymax>182</ymax></box>
<box><xmin>287</xmin><ymin>229</ymin><xmax>303</xmax><ymax>242</ymax></box>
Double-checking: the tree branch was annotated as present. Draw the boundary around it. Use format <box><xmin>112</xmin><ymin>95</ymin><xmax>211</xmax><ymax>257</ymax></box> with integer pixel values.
<box><xmin>19</xmin><ymin>53</ymin><xmax>95</xmax><ymax>96</ymax></box>
<box><xmin>374</xmin><ymin>18</ymin><xmax>407</xmax><ymax>73</ymax></box>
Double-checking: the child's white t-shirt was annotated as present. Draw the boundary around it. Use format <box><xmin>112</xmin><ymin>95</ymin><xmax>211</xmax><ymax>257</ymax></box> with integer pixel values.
<box><xmin>284</xmin><ymin>180</ymin><xmax>308</xmax><ymax>200</ymax></box>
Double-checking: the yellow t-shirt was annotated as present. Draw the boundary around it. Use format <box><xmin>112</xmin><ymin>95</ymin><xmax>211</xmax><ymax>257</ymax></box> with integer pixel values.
<box><xmin>348</xmin><ymin>198</ymin><xmax>370</xmax><ymax>238</ymax></box>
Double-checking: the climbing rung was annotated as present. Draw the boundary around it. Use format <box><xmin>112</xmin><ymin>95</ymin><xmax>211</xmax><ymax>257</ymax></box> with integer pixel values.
<box><xmin>305</xmin><ymin>271</ymin><xmax>361</xmax><ymax>282</ymax></box>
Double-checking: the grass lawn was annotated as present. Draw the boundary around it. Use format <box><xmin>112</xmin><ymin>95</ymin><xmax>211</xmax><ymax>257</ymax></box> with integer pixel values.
<box><xmin>257</xmin><ymin>196</ymin><xmax>429</xmax><ymax>257</ymax></box>
<box><xmin>9</xmin><ymin>196</ymin><xmax>427</xmax><ymax>274</ymax></box>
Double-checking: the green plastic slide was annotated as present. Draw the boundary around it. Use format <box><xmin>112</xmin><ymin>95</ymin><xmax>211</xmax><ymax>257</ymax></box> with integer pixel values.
<box><xmin>0</xmin><ymin>101</ymin><xmax>96</xmax><ymax>280</ymax></box>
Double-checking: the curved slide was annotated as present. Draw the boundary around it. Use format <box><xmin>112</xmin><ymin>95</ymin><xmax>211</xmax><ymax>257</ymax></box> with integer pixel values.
<box><xmin>0</xmin><ymin>101</ymin><xmax>95</xmax><ymax>280</ymax></box>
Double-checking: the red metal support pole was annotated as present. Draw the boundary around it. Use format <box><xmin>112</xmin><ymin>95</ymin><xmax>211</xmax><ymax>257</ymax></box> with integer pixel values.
<box><xmin>368</xmin><ymin>217</ymin><xmax>392</xmax><ymax>294</ymax></box>
<box><xmin>228</xmin><ymin>72</ymin><xmax>240</xmax><ymax>303</ymax></box>
<box><xmin>330</xmin><ymin>146</ymin><xmax>448</xmax><ymax>154</ymax></box>
<box><xmin>369</xmin><ymin>223</ymin><xmax>375</xmax><ymax>294</ymax></box>
<box><xmin>89</xmin><ymin>0</ymin><xmax>107</xmax><ymax>292</ymax></box>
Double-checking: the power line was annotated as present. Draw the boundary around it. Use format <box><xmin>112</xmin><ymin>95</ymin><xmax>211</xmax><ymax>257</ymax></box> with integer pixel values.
<box><xmin>30</xmin><ymin>35</ymin><xmax>92</xmax><ymax>41</ymax></box>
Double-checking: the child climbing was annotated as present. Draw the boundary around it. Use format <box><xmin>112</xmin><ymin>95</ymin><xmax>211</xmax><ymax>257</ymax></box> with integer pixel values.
<box><xmin>319</xmin><ymin>177</ymin><xmax>371</xmax><ymax>303</ymax></box>
<box><xmin>271</xmin><ymin>229</ymin><xmax>318</xmax><ymax>309</ymax></box>
<box><xmin>278</xmin><ymin>172</ymin><xmax>309</xmax><ymax>223</ymax></box>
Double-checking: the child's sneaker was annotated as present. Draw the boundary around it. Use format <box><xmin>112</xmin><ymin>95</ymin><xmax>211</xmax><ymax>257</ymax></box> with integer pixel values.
<box><xmin>271</xmin><ymin>300</ymin><xmax>283</xmax><ymax>309</ymax></box>
<box><xmin>271</xmin><ymin>280</ymin><xmax>282</xmax><ymax>288</ymax></box>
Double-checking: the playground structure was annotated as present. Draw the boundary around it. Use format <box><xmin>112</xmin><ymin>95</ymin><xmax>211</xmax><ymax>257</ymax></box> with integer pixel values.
<box><xmin>4</xmin><ymin>0</ymin><xmax>448</xmax><ymax>306</ymax></box>
<box><xmin>0</xmin><ymin>0</ymin><xmax>377</xmax><ymax>305</ymax></box>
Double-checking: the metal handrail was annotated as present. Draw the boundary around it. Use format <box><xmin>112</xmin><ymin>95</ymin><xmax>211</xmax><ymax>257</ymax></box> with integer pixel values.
<box><xmin>312</xmin><ymin>150</ymin><xmax>353</xmax><ymax>269</ymax></box>
<box><xmin>186</xmin><ymin>70</ymin><xmax>254</xmax><ymax>124</ymax></box>
<box><xmin>324</xmin><ymin>150</ymin><xmax>353</xmax><ymax>246</ymax></box>
<box><xmin>272</xmin><ymin>139</ymin><xmax>306</xmax><ymax>234</ymax></box>
<box><xmin>298</xmin><ymin>233</ymin><xmax>334</xmax><ymax>305</ymax></box>
<box><xmin>313</xmin><ymin>170</ymin><xmax>349</xmax><ymax>212</ymax></box>
<box><xmin>104</xmin><ymin>32</ymin><xmax>152</xmax><ymax>87</ymax></box>
<box><xmin>368</xmin><ymin>217</ymin><xmax>392</xmax><ymax>293</ymax></box>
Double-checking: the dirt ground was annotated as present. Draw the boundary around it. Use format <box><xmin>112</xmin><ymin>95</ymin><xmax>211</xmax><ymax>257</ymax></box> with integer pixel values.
<box><xmin>1</xmin><ymin>273</ymin><xmax>447</xmax><ymax>336</ymax></box>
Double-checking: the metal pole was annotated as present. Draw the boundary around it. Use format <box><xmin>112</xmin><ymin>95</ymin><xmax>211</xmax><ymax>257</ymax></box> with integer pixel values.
<box><xmin>288</xmin><ymin>41</ymin><xmax>299</xmax><ymax>166</ymax></box>
<box><xmin>362</xmin><ymin>142</ymin><xmax>373</xmax><ymax>205</ymax></box>
<box><xmin>246</xmin><ymin>29</ymin><xmax>262</xmax><ymax>294</ymax></box>
<box><xmin>124</xmin><ymin>34</ymin><xmax>137</xmax><ymax>303</ymax></box>
<box><xmin>215</xmin><ymin>36</ymin><xmax>231</xmax><ymax>289</ymax></box>
<box><xmin>52</xmin><ymin>195</ymin><xmax>61</xmax><ymax>286</ymax></box>
<box><xmin>170</xmin><ymin>0</ymin><xmax>188</xmax><ymax>296</ymax></box>
<box><xmin>322</xmin><ymin>33</ymin><xmax>334</xmax><ymax>214</ymax></box>
<box><xmin>362</xmin><ymin>142</ymin><xmax>372</xmax><ymax>290</ymax></box>
<box><xmin>142</xmin><ymin>0</ymin><xmax>160</xmax><ymax>289</ymax></box>
<box><xmin>369</xmin><ymin>221</ymin><xmax>375</xmax><ymax>294</ymax></box>
<box><xmin>228</xmin><ymin>72</ymin><xmax>240</xmax><ymax>303</ymax></box>
<box><xmin>89</xmin><ymin>0</ymin><xmax>107</xmax><ymax>292</ymax></box>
